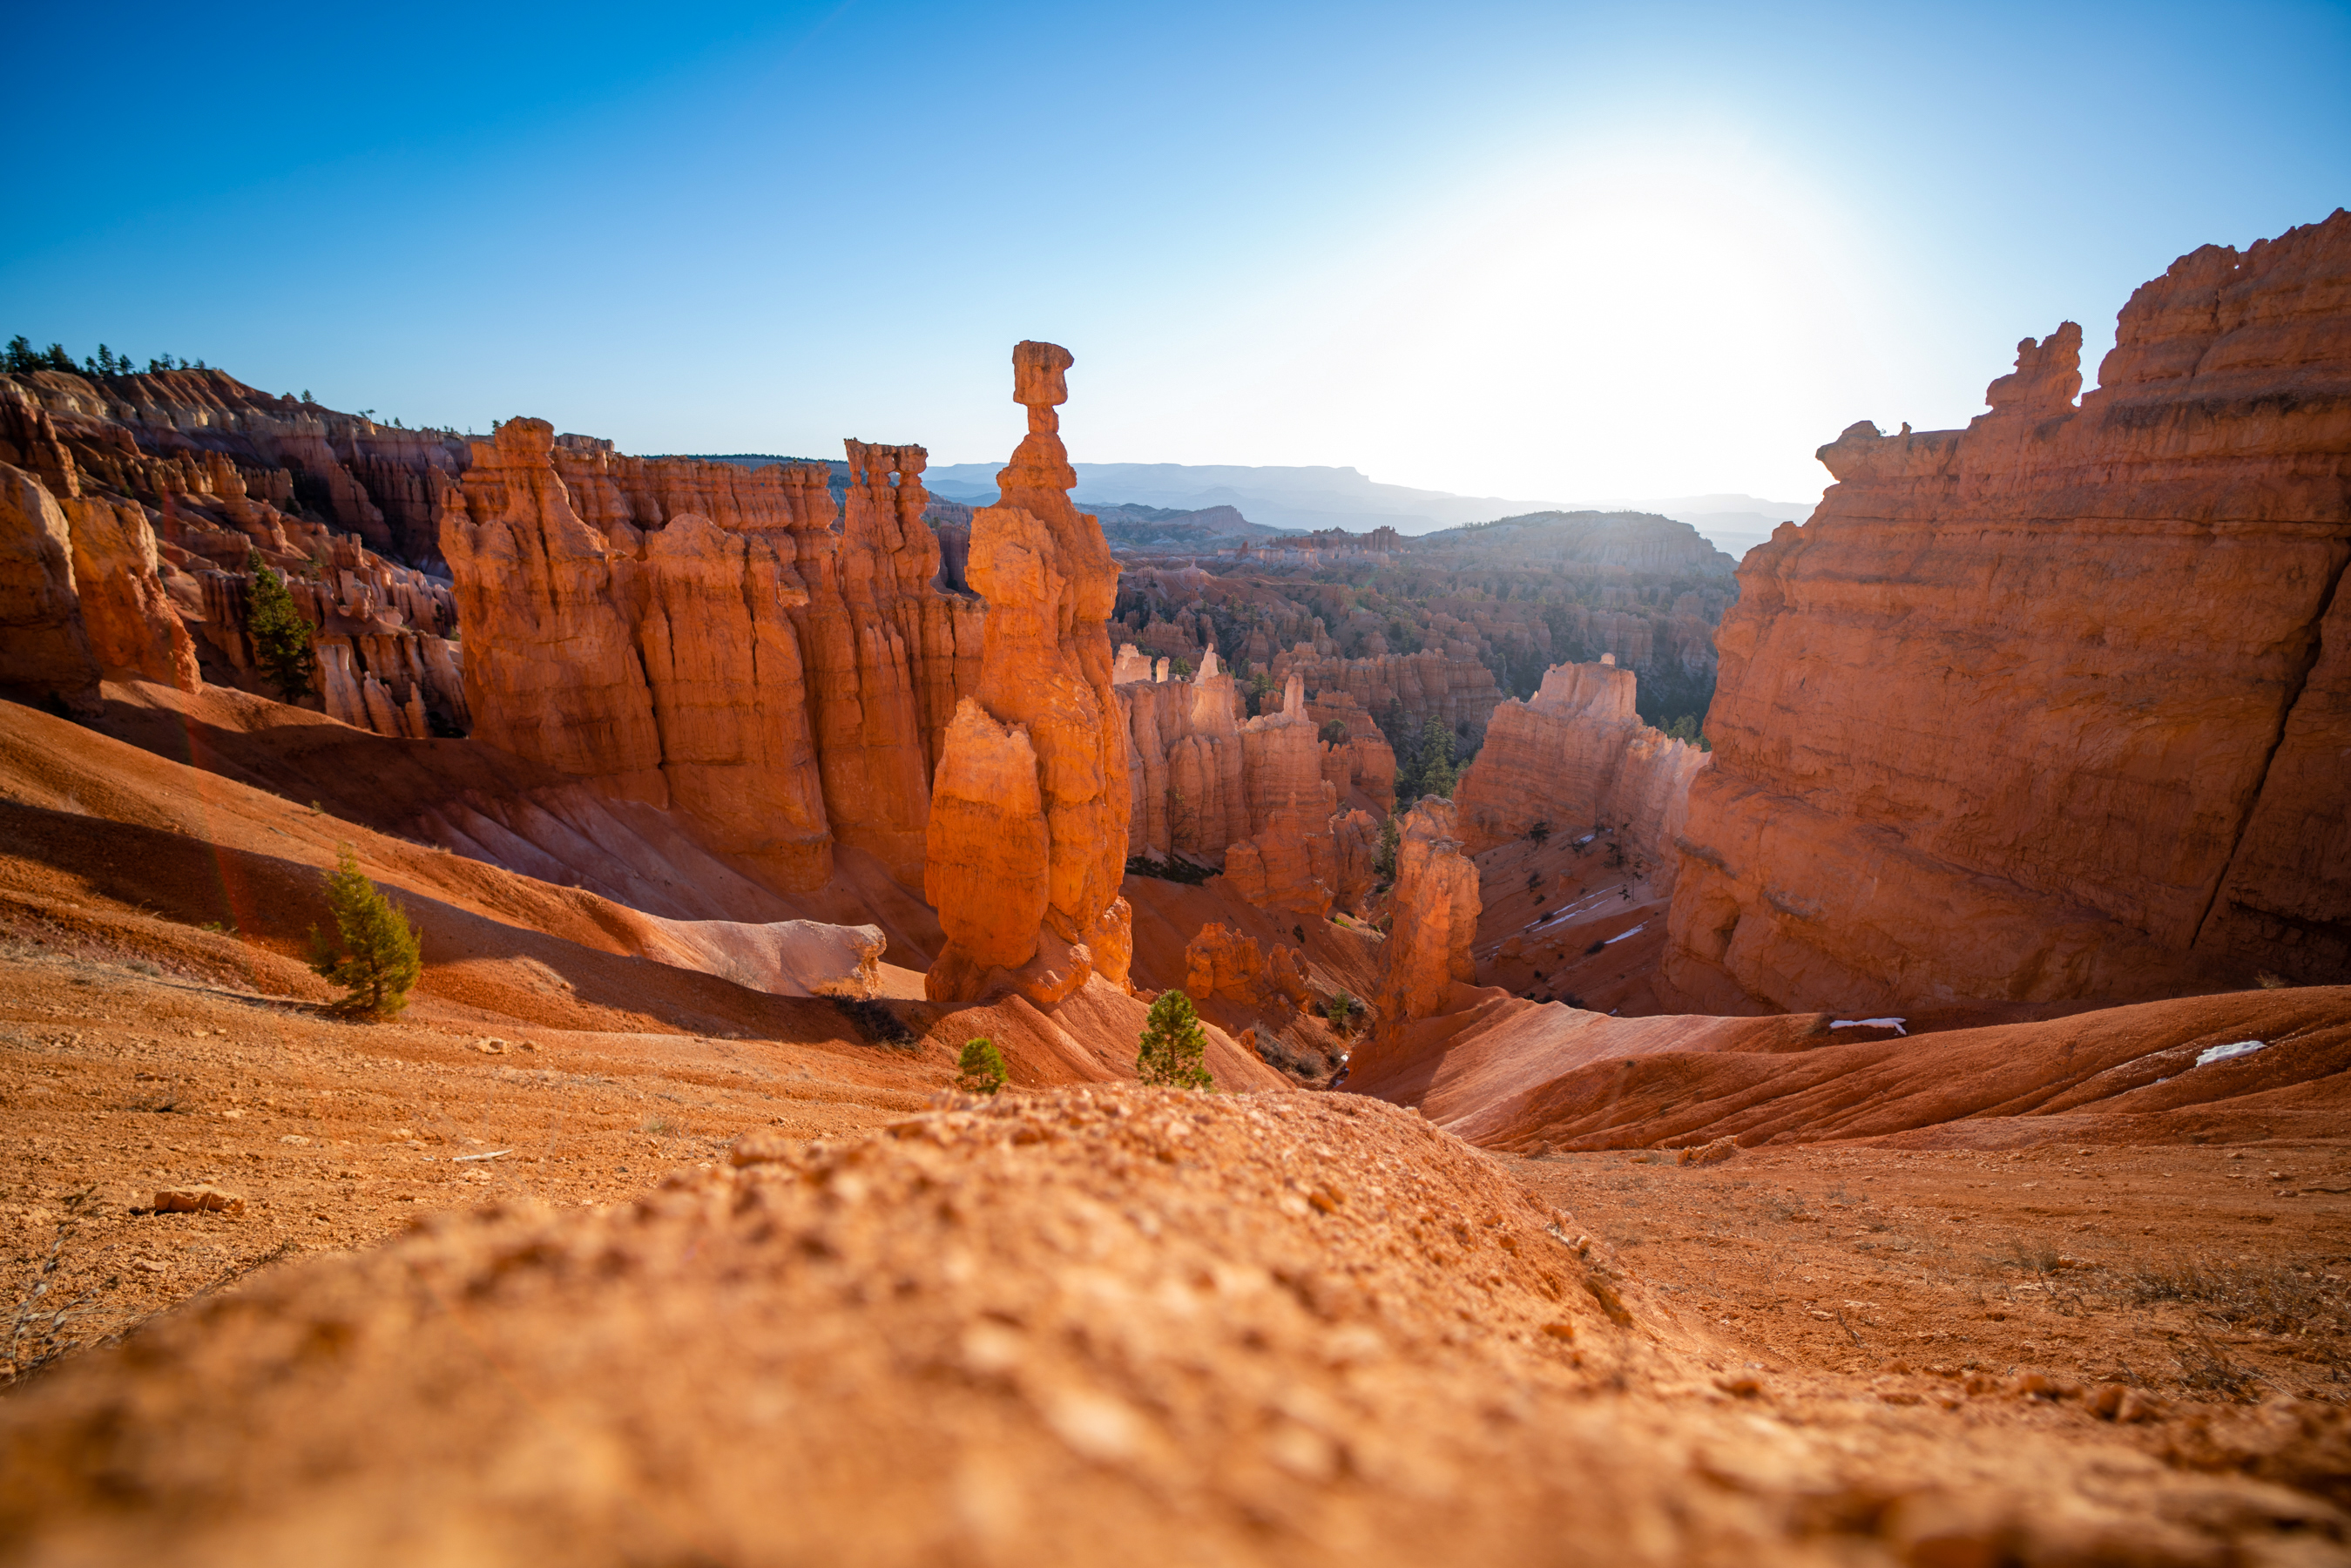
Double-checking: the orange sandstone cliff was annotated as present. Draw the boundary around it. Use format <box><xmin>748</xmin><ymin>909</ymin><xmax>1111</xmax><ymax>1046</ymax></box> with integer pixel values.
<box><xmin>924</xmin><ymin>342</ymin><xmax>1132</xmax><ymax>1004</ymax></box>
<box><xmin>442</xmin><ymin>422</ymin><xmax>979</xmax><ymax>894</ymax></box>
<box><xmin>1455</xmin><ymin>657</ymin><xmax>1707</xmax><ymax>865</ymax></box>
<box><xmin>1663</xmin><ymin>209</ymin><xmax>2351</xmax><ymax>1014</ymax></box>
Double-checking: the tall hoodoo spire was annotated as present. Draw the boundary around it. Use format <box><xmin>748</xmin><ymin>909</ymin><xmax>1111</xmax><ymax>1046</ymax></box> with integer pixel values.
<box><xmin>922</xmin><ymin>341</ymin><xmax>1132</xmax><ymax>1004</ymax></box>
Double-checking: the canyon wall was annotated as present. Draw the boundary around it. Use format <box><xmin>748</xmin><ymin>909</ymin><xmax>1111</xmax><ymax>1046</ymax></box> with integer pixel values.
<box><xmin>1267</xmin><ymin>646</ymin><xmax>1502</xmax><ymax>740</ymax></box>
<box><xmin>444</xmin><ymin>418</ymin><xmax>983</xmax><ymax>894</ymax></box>
<box><xmin>1</xmin><ymin>367</ymin><xmax>470</xmax><ymax>565</ymax></box>
<box><xmin>1454</xmin><ymin>659</ymin><xmax>1708</xmax><ymax>866</ymax></box>
<box><xmin>924</xmin><ymin>342</ymin><xmax>1132</xmax><ymax>1004</ymax></box>
<box><xmin>1663</xmin><ymin>209</ymin><xmax>2351</xmax><ymax>1013</ymax></box>
<box><xmin>1117</xmin><ymin>654</ymin><xmax>1380</xmax><ymax>917</ymax></box>
<box><xmin>0</xmin><ymin>379</ymin><xmax>463</xmax><ymax>733</ymax></box>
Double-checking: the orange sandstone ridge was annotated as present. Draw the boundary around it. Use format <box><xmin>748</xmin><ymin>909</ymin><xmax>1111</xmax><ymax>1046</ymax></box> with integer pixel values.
<box><xmin>1663</xmin><ymin>208</ymin><xmax>2351</xmax><ymax>1013</ymax></box>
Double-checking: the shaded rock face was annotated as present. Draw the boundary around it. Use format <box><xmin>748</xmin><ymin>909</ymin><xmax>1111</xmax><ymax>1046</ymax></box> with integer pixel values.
<box><xmin>444</xmin><ymin>420</ymin><xmax>982</xmax><ymax>894</ymax></box>
<box><xmin>1268</xmin><ymin>645</ymin><xmax>1502</xmax><ymax>742</ymax></box>
<box><xmin>1369</xmin><ymin>799</ymin><xmax>1481</xmax><ymax>1045</ymax></box>
<box><xmin>1455</xmin><ymin>660</ymin><xmax>1707</xmax><ymax>871</ymax></box>
<box><xmin>1117</xmin><ymin>659</ymin><xmax>1381</xmax><ymax>916</ymax></box>
<box><xmin>1664</xmin><ymin>210</ymin><xmax>2351</xmax><ymax>1014</ymax></box>
<box><xmin>0</xmin><ymin>462</ymin><xmax>100</xmax><ymax>706</ymax></box>
<box><xmin>924</xmin><ymin>343</ymin><xmax>1132</xmax><ymax>1004</ymax></box>
<box><xmin>1181</xmin><ymin>922</ymin><xmax>1312</xmax><ymax>1010</ymax></box>
<box><xmin>0</xmin><ymin>374</ymin><xmax>466</xmax><ymax>732</ymax></box>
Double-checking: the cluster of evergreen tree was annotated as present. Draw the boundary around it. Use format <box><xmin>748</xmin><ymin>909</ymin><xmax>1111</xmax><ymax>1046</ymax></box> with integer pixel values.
<box><xmin>4</xmin><ymin>336</ymin><xmax>206</xmax><ymax>376</ymax></box>
<box><xmin>1378</xmin><ymin>706</ymin><xmax>1473</xmax><ymax>803</ymax></box>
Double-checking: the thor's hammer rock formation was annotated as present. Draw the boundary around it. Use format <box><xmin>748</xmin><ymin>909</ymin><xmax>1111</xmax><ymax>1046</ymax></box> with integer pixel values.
<box><xmin>924</xmin><ymin>342</ymin><xmax>1133</xmax><ymax>1004</ymax></box>
<box><xmin>1663</xmin><ymin>209</ymin><xmax>2351</xmax><ymax>1014</ymax></box>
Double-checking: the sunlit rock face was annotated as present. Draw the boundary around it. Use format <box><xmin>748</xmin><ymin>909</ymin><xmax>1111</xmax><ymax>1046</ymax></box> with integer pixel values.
<box><xmin>1368</xmin><ymin>797</ymin><xmax>1481</xmax><ymax>1044</ymax></box>
<box><xmin>1</xmin><ymin>371</ymin><xmax>468</xmax><ymax>725</ymax></box>
<box><xmin>1662</xmin><ymin>209</ymin><xmax>2351</xmax><ymax>1014</ymax></box>
<box><xmin>443</xmin><ymin>416</ymin><xmax>982</xmax><ymax>895</ymax></box>
<box><xmin>924</xmin><ymin>342</ymin><xmax>1132</xmax><ymax>1004</ymax></box>
<box><xmin>1454</xmin><ymin>659</ymin><xmax>1707</xmax><ymax>868</ymax></box>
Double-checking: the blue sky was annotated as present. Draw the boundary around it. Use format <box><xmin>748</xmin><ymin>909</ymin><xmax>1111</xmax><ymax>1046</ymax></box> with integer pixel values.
<box><xmin>5</xmin><ymin>1</ymin><xmax>2345</xmax><ymax>502</ymax></box>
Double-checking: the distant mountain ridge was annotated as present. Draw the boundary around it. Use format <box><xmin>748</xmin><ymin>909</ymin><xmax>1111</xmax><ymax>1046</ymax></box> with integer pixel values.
<box><xmin>925</xmin><ymin>462</ymin><xmax>1814</xmax><ymax>555</ymax></box>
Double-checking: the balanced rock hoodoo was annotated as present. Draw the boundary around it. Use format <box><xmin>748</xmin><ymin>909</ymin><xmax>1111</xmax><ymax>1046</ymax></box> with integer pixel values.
<box><xmin>924</xmin><ymin>342</ymin><xmax>1133</xmax><ymax>1004</ymax></box>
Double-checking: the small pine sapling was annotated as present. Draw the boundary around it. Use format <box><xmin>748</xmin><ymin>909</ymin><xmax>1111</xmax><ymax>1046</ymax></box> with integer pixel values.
<box><xmin>245</xmin><ymin>550</ymin><xmax>316</xmax><ymax>702</ymax></box>
<box><xmin>956</xmin><ymin>1037</ymin><xmax>1008</xmax><ymax>1096</ymax></box>
<box><xmin>307</xmin><ymin>845</ymin><xmax>422</xmax><ymax>1017</ymax></box>
<box><xmin>1325</xmin><ymin>990</ymin><xmax>1357</xmax><ymax>1037</ymax></box>
<box><xmin>1136</xmin><ymin>989</ymin><xmax>1213</xmax><ymax>1090</ymax></box>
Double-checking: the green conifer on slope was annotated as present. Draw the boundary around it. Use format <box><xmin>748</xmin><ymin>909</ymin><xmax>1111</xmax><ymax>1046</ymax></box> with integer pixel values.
<box><xmin>245</xmin><ymin>550</ymin><xmax>316</xmax><ymax>703</ymax></box>
<box><xmin>956</xmin><ymin>1037</ymin><xmax>1009</xmax><ymax>1096</ymax></box>
<box><xmin>307</xmin><ymin>845</ymin><xmax>422</xmax><ymax>1017</ymax></box>
<box><xmin>1136</xmin><ymin>990</ymin><xmax>1213</xmax><ymax>1090</ymax></box>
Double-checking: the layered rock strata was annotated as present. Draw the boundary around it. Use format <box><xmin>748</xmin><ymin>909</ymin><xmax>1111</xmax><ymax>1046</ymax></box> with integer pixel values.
<box><xmin>2</xmin><ymin>367</ymin><xmax>470</xmax><ymax>566</ymax></box>
<box><xmin>441</xmin><ymin>410</ymin><xmax>990</xmax><ymax>894</ymax></box>
<box><xmin>1455</xmin><ymin>659</ymin><xmax>1707</xmax><ymax>865</ymax></box>
<box><xmin>1663</xmin><ymin>210</ymin><xmax>2351</xmax><ymax>1012</ymax></box>
<box><xmin>1268</xmin><ymin>646</ymin><xmax>1502</xmax><ymax>741</ymax></box>
<box><xmin>924</xmin><ymin>343</ymin><xmax>1132</xmax><ymax>1004</ymax></box>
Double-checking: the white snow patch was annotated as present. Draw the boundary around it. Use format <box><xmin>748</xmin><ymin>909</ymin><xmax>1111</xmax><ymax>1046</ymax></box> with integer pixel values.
<box><xmin>1831</xmin><ymin>1017</ymin><xmax>1908</xmax><ymax>1036</ymax></box>
<box><xmin>2194</xmin><ymin>1039</ymin><xmax>2267</xmax><ymax>1068</ymax></box>
<box><xmin>1602</xmin><ymin>923</ymin><xmax>1649</xmax><ymax>946</ymax></box>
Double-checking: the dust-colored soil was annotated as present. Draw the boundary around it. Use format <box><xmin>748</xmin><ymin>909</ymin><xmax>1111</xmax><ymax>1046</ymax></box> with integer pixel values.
<box><xmin>4</xmin><ymin>1088</ymin><xmax>2347</xmax><ymax>1566</ymax></box>
<box><xmin>1471</xmin><ymin>828</ymin><xmax>1678</xmax><ymax>1016</ymax></box>
<box><xmin>0</xmin><ymin>940</ymin><xmax>940</xmax><ymax>1379</ymax></box>
<box><xmin>1509</xmin><ymin>1139</ymin><xmax>2351</xmax><ymax>1405</ymax></box>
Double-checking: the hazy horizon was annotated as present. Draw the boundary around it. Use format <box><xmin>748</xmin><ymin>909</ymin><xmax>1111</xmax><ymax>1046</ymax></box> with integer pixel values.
<box><xmin>6</xmin><ymin>2</ymin><xmax>2345</xmax><ymax>504</ymax></box>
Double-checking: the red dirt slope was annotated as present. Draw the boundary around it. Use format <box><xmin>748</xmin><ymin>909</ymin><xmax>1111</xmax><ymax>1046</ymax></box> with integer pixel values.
<box><xmin>1449</xmin><ymin>989</ymin><xmax>2351</xmax><ymax>1153</ymax></box>
<box><xmin>8</xmin><ymin>1085</ymin><xmax>2347</xmax><ymax>1567</ymax></box>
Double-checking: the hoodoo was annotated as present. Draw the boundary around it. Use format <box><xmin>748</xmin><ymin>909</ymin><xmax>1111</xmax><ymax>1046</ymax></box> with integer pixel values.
<box><xmin>924</xmin><ymin>342</ymin><xmax>1133</xmax><ymax>1004</ymax></box>
<box><xmin>1663</xmin><ymin>209</ymin><xmax>2351</xmax><ymax>1014</ymax></box>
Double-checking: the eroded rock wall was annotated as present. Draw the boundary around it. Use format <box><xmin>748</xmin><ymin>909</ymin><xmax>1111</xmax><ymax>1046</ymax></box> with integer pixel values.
<box><xmin>1455</xmin><ymin>659</ymin><xmax>1707</xmax><ymax>870</ymax></box>
<box><xmin>1268</xmin><ymin>645</ymin><xmax>1503</xmax><ymax>740</ymax></box>
<box><xmin>1367</xmin><ymin>798</ymin><xmax>1481</xmax><ymax>1049</ymax></box>
<box><xmin>0</xmin><ymin>372</ymin><xmax>469</xmax><ymax>733</ymax></box>
<box><xmin>1663</xmin><ymin>210</ymin><xmax>2351</xmax><ymax>1013</ymax></box>
<box><xmin>447</xmin><ymin>420</ymin><xmax>944</xmax><ymax>892</ymax></box>
<box><xmin>1118</xmin><ymin>656</ymin><xmax>1382</xmax><ymax>916</ymax></box>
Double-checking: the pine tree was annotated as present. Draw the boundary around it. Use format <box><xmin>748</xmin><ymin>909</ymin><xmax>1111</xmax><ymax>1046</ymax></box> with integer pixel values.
<box><xmin>244</xmin><ymin>550</ymin><xmax>316</xmax><ymax>702</ymax></box>
<box><xmin>41</xmin><ymin>343</ymin><xmax>73</xmax><ymax>372</ymax></box>
<box><xmin>956</xmin><ymin>1037</ymin><xmax>1008</xmax><ymax>1096</ymax></box>
<box><xmin>306</xmin><ymin>845</ymin><xmax>422</xmax><ymax>1017</ymax></box>
<box><xmin>1136</xmin><ymin>989</ymin><xmax>1213</xmax><ymax>1090</ymax></box>
<box><xmin>1414</xmin><ymin>715</ymin><xmax>1456</xmax><ymax>798</ymax></box>
<box><xmin>3</xmin><ymin>336</ymin><xmax>34</xmax><ymax>372</ymax></box>
<box><xmin>1373</xmin><ymin>814</ymin><xmax>1401</xmax><ymax>882</ymax></box>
